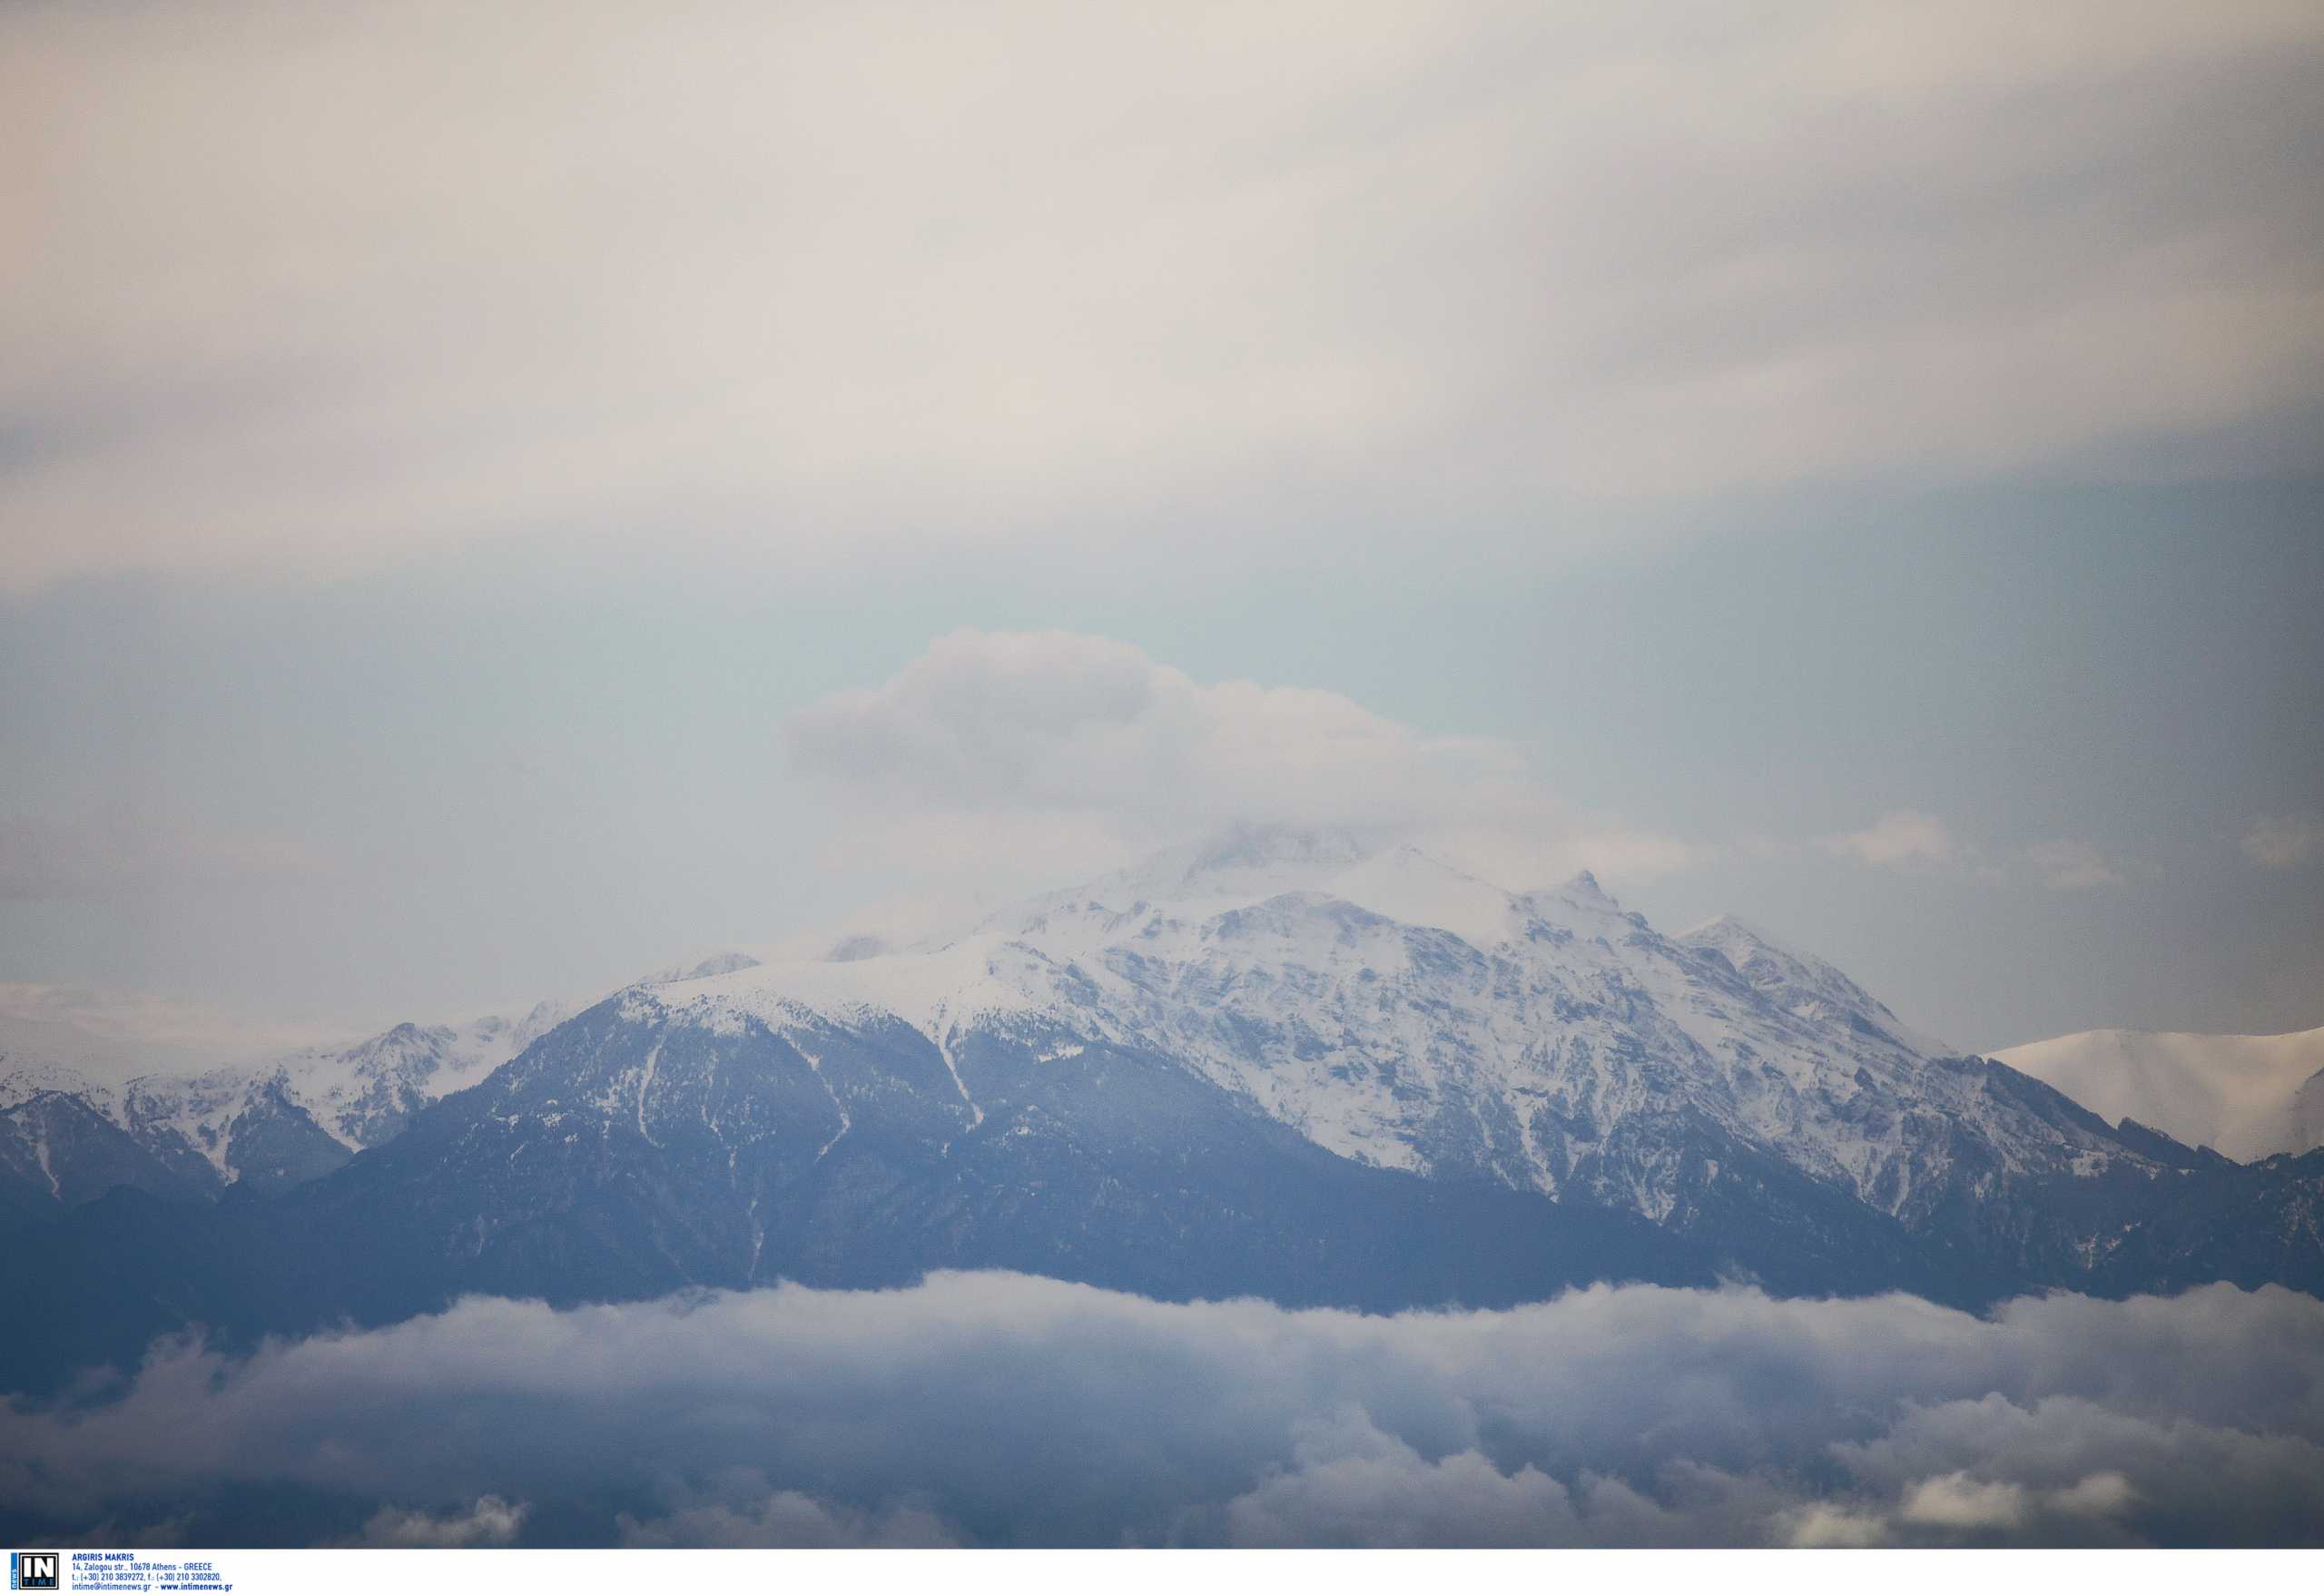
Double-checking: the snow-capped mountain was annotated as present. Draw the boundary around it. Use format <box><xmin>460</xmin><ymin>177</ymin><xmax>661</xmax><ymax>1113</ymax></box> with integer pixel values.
<box><xmin>619</xmin><ymin>827</ymin><xmax>2160</xmax><ymax>1227</ymax></box>
<box><xmin>0</xmin><ymin>946</ymin><xmax>780</xmax><ymax>1212</ymax></box>
<box><xmin>635</xmin><ymin>951</ymin><xmax>766</xmax><ymax>986</ymax></box>
<box><xmin>0</xmin><ymin>1002</ymin><xmax>571</xmax><ymax>1203</ymax></box>
<box><xmin>5</xmin><ymin>827</ymin><xmax>2319</xmax><ymax>1395</ymax></box>
<box><xmin>1995</xmin><ymin>1025</ymin><xmax>2324</xmax><ymax>1162</ymax></box>
<box><xmin>118</xmin><ymin>1003</ymin><xmax>575</xmax><ymax>1186</ymax></box>
<box><xmin>0</xmin><ymin>1074</ymin><xmax>215</xmax><ymax>1223</ymax></box>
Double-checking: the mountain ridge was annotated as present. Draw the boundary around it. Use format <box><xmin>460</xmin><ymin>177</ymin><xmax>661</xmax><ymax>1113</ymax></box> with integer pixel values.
<box><xmin>4</xmin><ymin>828</ymin><xmax>2319</xmax><ymax>1397</ymax></box>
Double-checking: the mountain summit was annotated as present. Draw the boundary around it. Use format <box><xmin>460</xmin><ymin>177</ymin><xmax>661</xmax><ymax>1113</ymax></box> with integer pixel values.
<box><xmin>632</xmin><ymin>834</ymin><xmax>2010</xmax><ymax>1210</ymax></box>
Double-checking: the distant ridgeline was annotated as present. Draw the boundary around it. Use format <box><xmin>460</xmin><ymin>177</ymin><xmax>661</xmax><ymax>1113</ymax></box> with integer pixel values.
<box><xmin>5</xmin><ymin>829</ymin><xmax>2319</xmax><ymax>1396</ymax></box>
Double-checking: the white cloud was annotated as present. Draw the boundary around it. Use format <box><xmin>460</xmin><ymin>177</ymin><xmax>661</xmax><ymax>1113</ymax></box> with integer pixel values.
<box><xmin>1821</xmin><ymin>810</ymin><xmax>1961</xmax><ymax>871</ymax></box>
<box><xmin>1818</xmin><ymin>819</ymin><xmax>2145</xmax><ymax>891</ymax></box>
<box><xmin>352</xmin><ymin>1495</ymin><xmax>528</xmax><ymax>1548</ymax></box>
<box><xmin>1221</xmin><ymin>1414</ymin><xmax>1586</xmax><ymax>1548</ymax></box>
<box><xmin>2024</xmin><ymin>840</ymin><xmax>2127</xmax><ymax>891</ymax></box>
<box><xmin>2240</xmin><ymin>813</ymin><xmax>2323</xmax><ymax>870</ymax></box>
<box><xmin>1780</xmin><ymin>1504</ymin><xmax>1890</xmax><ymax>1547</ymax></box>
<box><xmin>0</xmin><ymin>983</ymin><xmax>341</xmax><ymax>1077</ymax></box>
<box><xmin>1896</xmin><ymin>1472</ymin><xmax>2028</xmax><ymax>1531</ymax></box>
<box><xmin>5</xmin><ymin>1273</ymin><xmax>2323</xmax><ymax>1547</ymax></box>
<box><xmin>782</xmin><ymin>628</ymin><xmax>1698</xmax><ymax>899</ymax></box>
<box><xmin>3</xmin><ymin>0</ymin><xmax>2319</xmax><ymax>589</ymax></box>
<box><xmin>2051</xmin><ymin>1472</ymin><xmax>2138</xmax><ymax>1519</ymax></box>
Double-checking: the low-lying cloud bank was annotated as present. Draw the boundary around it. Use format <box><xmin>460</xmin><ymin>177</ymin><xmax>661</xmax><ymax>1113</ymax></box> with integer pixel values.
<box><xmin>5</xmin><ymin>1274</ymin><xmax>2321</xmax><ymax>1547</ymax></box>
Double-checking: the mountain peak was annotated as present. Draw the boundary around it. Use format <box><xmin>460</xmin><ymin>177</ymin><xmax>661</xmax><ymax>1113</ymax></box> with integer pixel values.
<box><xmin>1523</xmin><ymin>869</ymin><xmax>1625</xmax><ymax>918</ymax></box>
<box><xmin>1680</xmin><ymin>912</ymin><xmax>1843</xmax><ymax>983</ymax></box>
<box><xmin>970</xmin><ymin>827</ymin><xmax>1528</xmax><ymax>955</ymax></box>
<box><xmin>1679</xmin><ymin>912</ymin><xmax>1787</xmax><ymax>954</ymax></box>
<box><xmin>0</xmin><ymin>1060</ymin><xmax>105</xmax><ymax>1113</ymax></box>
<box><xmin>1180</xmin><ymin>823</ymin><xmax>1373</xmax><ymax>878</ymax></box>
<box><xmin>1677</xmin><ymin>914</ymin><xmax>1950</xmax><ymax>1059</ymax></box>
<box><xmin>635</xmin><ymin>950</ymin><xmax>766</xmax><ymax>988</ymax></box>
<box><xmin>1092</xmin><ymin>824</ymin><xmax>1384</xmax><ymax>908</ymax></box>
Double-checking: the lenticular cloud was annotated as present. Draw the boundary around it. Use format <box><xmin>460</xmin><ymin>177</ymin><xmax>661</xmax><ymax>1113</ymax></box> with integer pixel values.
<box><xmin>5</xmin><ymin>1273</ymin><xmax>2321</xmax><ymax>1547</ymax></box>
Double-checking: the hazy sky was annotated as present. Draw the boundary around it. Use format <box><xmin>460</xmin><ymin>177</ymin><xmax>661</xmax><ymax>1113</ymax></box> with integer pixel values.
<box><xmin>3</xmin><ymin>0</ymin><xmax>2319</xmax><ymax>1052</ymax></box>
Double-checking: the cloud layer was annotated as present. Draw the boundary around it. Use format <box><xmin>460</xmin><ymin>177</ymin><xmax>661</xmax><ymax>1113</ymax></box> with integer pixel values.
<box><xmin>1820</xmin><ymin>810</ymin><xmax>2141</xmax><ymax>891</ymax></box>
<box><xmin>781</xmin><ymin>628</ymin><xmax>1694</xmax><ymax>897</ymax></box>
<box><xmin>5</xmin><ymin>1273</ymin><xmax>2322</xmax><ymax>1547</ymax></box>
<box><xmin>2241</xmin><ymin>813</ymin><xmax>2323</xmax><ymax>871</ymax></box>
<box><xmin>5</xmin><ymin>0</ymin><xmax>2320</xmax><ymax>588</ymax></box>
<box><xmin>1821</xmin><ymin>810</ymin><xmax>1961</xmax><ymax>871</ymax></box>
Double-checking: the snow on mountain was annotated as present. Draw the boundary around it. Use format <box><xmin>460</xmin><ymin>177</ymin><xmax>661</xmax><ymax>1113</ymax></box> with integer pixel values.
<box><xmin>1994</xmin><ymin>1025</ymin><xmax>2324</xmax><ymax>1161</ymax></box>
<box><xmin>623</xmin><ymin>824</ymin><xmax>2125</xmax><ymax>1224</ymax></box>
<box><xmin>0</xmin><ymin>1061</ymin><xmax>111</xmax><ymax>1116</ymax></box>
<box><xmin>636</xmin><ymin>951</ymin><xmax>765</xmax><ymax>986</ymax></box>
<box><xmin>272</xmin><ymin>1006</ymin><xmax>571</xmax><ymax>1146</ymax></box>
<box><xmin>981</xmin><ymin>826</ymin><xmax>1534</xmax><ymax>955</ymax></box>
<box><xmin>7</xmin><ymin>823</ymin><xmax>2301</xmax><ymax>1267</ymax></box>
<box><xmin>13</xmin><ymin>824</ymin><xmax>2321</xmax><ymax>1376</ymax></box>
<box><xmin>632</xmin><ymin>935</ymin><xmax>1048</xmax><ymax>1058</ymax></box>
<box><xmin>187</xmin><ymin>1002</ymin><xmax>576</xmax><ymax>1161</ymax></box>
<box><xmin>1677</xmin><ymin>914</ymin><xmax>1955</xmax><ymax>1058</ymax></box>
<box><xmin>2291</xmin><ymin>1067</ymin><xmax>2324</xmax><ymax>1154</ymax></box>
<box><xmin>0</xmin><ymin>1001</ymin><xmax>576</xmax><ymax>1200</ymax></box>
<box><xmin>0</xmin><ymin>944</ymin><xmax>792</xmax><ymax>1207</ymax></box>
<box><xmin>0</xmin><ymin>1061</ymin><xmax>219</xmax><ymax>1216</ymax></box>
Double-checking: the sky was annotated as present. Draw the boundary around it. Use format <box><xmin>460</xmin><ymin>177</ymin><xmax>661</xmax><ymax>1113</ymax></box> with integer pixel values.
<box><xmin>2</xmin><ymin>0</ymin><xmax>2319</xmax><ymax>1054</ymax></box>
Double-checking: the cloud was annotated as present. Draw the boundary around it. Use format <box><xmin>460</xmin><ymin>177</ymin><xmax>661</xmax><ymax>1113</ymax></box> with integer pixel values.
<box><xmin>0</xmin><ymin>983</ymin><xmax>340</xmax><ymax>1077</ymax></box>
<box><xmin>3</xmin><ymin>0</ymin><xmax>2319</xmax><ymax>589</ymax></box>
<box><xmin>1821</xmin><ymin>810</ymin><xmax>1961</xmax><ymax>871</ymax></box>
<box><xmin>2024</xmin><ymin>840</ymin><xmax>2127</xmax><ymax>891</ymax></box>
<box><xmin>1220</xmin><ymin>1414</ymin><xmax>1587</xmax><ymax>1548</ymax></box>
<box><xmin>1896</xmin><ymin>1472</ymin><xmax>2028</xmax><ymax>1531</ymax></box>
<box><xmin>2052</xmin><ymin>1472</ymin><xmax>2138</xmax><ymax>1519</ymax></box>
<box><xmin>783</xmin><ymin>629</ymin><xmax>1518</xmax><ymax>831</ymax></box>
<box><xmin>1819</xmin><ymin>819</ymin><xmax>2137</xmax><ymax>891</ymax></box>
<box><xmin>4</xmin><ymin>1273</ymin><xmax>2321</xmax><ymax>1548</ymax></box>
<box><xmin>2240</xmin><ymin>813</ymin><xmax>2323</xmax><ymax>870</ymax></box>
<box><xmin>351</xmin><ymin>1496</ymin><xmax>528</xmax><ymax>1549</ymax></box>
<box><xmin>1885</xmin><ymin>1469</ymin><xmax>2132</xmax><ymax>1539</ymax></box>
<box><xmin>1780</xmin><ymin>1504</ymin><xmax>1889</xmax><ymax>1547</ymax></box>
<box><xmin>782</xmin><ymin>628</ymin><xmax>1698</xmax><ymax>895</ymax></box>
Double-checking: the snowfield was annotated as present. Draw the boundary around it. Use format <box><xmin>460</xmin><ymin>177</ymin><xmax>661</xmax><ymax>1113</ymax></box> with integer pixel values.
<box><xmin>626</xmin><ymin>825</ymin><xmax>2170</xmax><ymax>1221</ymax></box>
<box><xmin>1997</xmin><ymin>1024</ymin><xmax>2324</xmax><ymax>1160</ymax></box>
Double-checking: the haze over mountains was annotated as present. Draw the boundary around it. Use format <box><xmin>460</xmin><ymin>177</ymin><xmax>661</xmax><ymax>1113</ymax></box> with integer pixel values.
<box><xmin>3</xmin><ymin>825</ymin><xmax>2319</xmax><ymax>1401</ymax></box>
<box><xmin>9</xmin><ymin>0</ymin><xmax>2319</xmax><ymax>1549</ymax></box>
<box><xmin>1996</xmin><ymin>1025</ymin><xmax>2324</xmax><ymax>1163</ymax></box>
